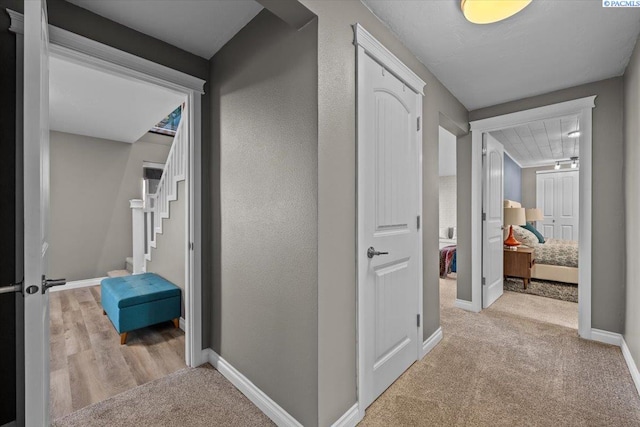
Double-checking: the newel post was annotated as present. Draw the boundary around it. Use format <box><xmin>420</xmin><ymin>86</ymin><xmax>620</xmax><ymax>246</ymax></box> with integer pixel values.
<box><xmin>129</xmin><ymin>199</ymin><xmax>145</xmax><ymax>274</ymax></box>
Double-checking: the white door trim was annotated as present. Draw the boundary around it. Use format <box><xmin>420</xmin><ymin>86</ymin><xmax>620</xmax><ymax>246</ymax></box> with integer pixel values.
<box><xmin>8</xmin><ymin>9</ymin><xmax>205</xmax><ymax>367</ymax></box>
<box><xmin>354</xmin><ymin>23</ymin><xmax>426</xmax><ymax>420</ymax></box>
<box><xmin>468</xmin><ymin>96</ymin><xmax>596</xmax><ymax>339</ymax></box>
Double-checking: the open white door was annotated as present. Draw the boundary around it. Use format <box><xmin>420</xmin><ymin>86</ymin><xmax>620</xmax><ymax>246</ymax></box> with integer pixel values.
<box><xmin>23</xmin><ymin>1</ymin><xmax>61</xmax><ymax>425</ymax></box>
<box><xmin>482</xmin><ymin>134</ymin><xmax>504</xmax><ymax>308</ymax></box>
<box><xmin>358</xmin><ymin>51</ymin><xmax>422</xmax><ymax>409</ymax></box>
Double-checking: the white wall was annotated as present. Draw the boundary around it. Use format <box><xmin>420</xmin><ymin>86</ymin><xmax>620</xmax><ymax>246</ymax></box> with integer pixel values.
<box><xmin>439</xmin><ymin>176</ymin><xmax>457</xmax><ymax>229</ymax></box>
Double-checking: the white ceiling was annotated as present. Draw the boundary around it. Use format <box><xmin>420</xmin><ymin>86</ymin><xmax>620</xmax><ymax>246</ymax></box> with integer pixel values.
<box><xmin>50</xmin><ymin>56</ymin><xmax>186</xmax><ymax>143</ymax></box>
<box><xmin>67</xmin><ymin>0</ymin><xmax>263</xmax><ymax>59</ymax></box>
<box><xmin>490</xmin><ymin>115</ymin><xmax>580</xmax><ymax>168</ymax></box>
<box><xmin>362</xmin><ymin>0</ymin><xmax>640</xmax><ymax>110</ymax></box>
<box><xmin>439</xmin><ymin>126</ymin><xmax>457</xmax><ymax>176</ymax></box>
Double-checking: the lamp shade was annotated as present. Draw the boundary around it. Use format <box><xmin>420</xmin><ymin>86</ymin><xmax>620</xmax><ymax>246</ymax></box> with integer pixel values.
<box><xmin>461</xmin><ymin>0</ymin><xmax>532</xmax><ymax>24</ymax></box>
<box><xmin>525</xmin><ymin>208</ymin><xmax>543</xmax><ymax>222</ymax></box>
<box><xmin>504</xmin><ymin>207</ymin><xmax>526</xmax><ymax>226</ymax></box>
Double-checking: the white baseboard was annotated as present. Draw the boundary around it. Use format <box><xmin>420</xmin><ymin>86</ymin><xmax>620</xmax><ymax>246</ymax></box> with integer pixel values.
<box><xmin>330</xmin><ymin>403</ymin><xmax>360</xmax><ymax>427</ymax></box>
<box><xmin>454</xmin><ymin>299</ymin><xmax>477</xmax><ymax>312</ymax></box>
<box><xmin>50</xmin><ymin>277</ymin><xmax>106</xmax><ymax>292</ymax></box>
<box><xmin>621</xmin><ymin>338</ymin><xmax>640</xmax><ymax>397</ymax></box>
<box><xmin>591</xmin><ymin>329</ymin><xmax>623</xmax><ymax>346</ymax></box>
<box><xmin>420</xmin><ymin>327</ymin><xmax>443</xmax><ymax>359</ymax></box>
<box><xmin>203</xmin><ymin>348</ymin><xmax>303</xmax><ymax>427</ymax></box>
<box><xmin>179</xmin><ymin>316</ymin><xmax>185</xmax><ymax>331</ymax></box>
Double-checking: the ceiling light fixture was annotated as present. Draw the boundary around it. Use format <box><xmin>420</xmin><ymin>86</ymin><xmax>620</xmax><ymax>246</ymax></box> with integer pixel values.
<box><xmin>568</xmin><ymin>130</ymin><xmax>581</xmax><ymax>138</ymax></box>
<box><xmin>554</xmin><ymin>161</ymin><xmax>561</xmax><ymax>170</ymax></box>
<box><xmin>461</xmin><ymin>0</ymin><xmax>532</xmax><ymax>24</ymax></box>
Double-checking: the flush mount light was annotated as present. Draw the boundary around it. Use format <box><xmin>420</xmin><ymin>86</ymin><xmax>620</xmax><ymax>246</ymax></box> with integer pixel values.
<box><xmin>461</xmin><ymin>0</ymin><xmax>532</xmax><ymax>24</ymax></box>
<box><xmin>568</xmin><ymin>130</ymin><xmax>581</xmax><ymax>138</ymax></box>
<box><xmin>554</xmin><ymin>161</ymin><xmax>561</xmax><ymax>170</ymax></box>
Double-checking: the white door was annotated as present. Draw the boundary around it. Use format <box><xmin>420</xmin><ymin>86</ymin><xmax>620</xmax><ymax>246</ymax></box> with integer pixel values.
<box><xmin>23</xmin><ymin>1</ymin><xmax>57</xmax><ymax>425</ymax></box>
<box><xmin>536</xmin><ymin>170</ymin><xmax>579</xmax><ymax>240</ymax></box>
<box><xmin>482</xmin><ymin>134</ymin><xmax>504</xmax><ymax>308</ymax></box>
<box><xmin>358</xmin><ymin>53</ymin><xmax>422</xmax><ymax>409</ymax></box>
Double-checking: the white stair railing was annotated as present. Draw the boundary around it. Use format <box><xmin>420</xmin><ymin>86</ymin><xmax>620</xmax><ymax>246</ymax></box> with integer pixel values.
<box><xmin>131</xmin><ymin>112</ymin><xmax>187</xmax><ymax>273</ymax></box>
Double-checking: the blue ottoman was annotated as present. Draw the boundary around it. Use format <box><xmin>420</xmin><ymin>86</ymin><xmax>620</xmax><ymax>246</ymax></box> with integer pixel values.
<box><xmin>101</xmin><ymin>273</ymin><xmax>181</xmax><ymax>344</ymax></box>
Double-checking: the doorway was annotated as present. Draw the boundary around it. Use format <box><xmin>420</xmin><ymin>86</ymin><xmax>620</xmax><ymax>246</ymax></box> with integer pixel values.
<box><xmin>468</xmin><ymin>96</ymin><xmax>595</xmax><ymax>337</ymax></box>
<box><xmin>355</xmin><ymin>24</ymin><xmax>425</xmax><ymax>414</ymax></box>
<box><xmin>13</xmin><ymin>6</ymin><xmax>204</xmax><ymax>424</ymax></box>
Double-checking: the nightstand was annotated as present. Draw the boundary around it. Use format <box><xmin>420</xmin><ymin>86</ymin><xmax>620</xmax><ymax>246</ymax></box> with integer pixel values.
<box><xmin>504</xmin><ymin>247</ymin><xmax>535</xmax><ymax>289</ymax></box>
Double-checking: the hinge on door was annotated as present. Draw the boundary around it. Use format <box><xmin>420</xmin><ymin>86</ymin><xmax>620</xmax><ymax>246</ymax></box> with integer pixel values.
<box><xmin>417</xmin><ymin>314</ymin><xmax>421</xmax><ymax>327</ymax></box>
<box><xmin>482</xmin><ymin>277</ymin><xmax>486</xmax><ymax>286</ymax></box>
<box><xmin>189</xmin><ymin>242</ymin><xmax>194</xmax><ymax>250</ymax></box>
<box><xmin>482</xmin><ymin>212</ymin><xmax>486</xmax><ymax>221</ymax></box>
<box><xmin>417</xmin><ymin>215</ymin><xmax>421</xmax><ymax>230</ymax></box>
<box><xmin>417</xmin><ymin>117</ymin><xmax>421</xmax><ymax>131</ymax></box>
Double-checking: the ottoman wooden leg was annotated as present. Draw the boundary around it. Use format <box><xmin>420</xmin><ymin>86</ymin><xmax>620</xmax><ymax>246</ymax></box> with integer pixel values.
<box><xmin>172</xmin><ymin>318</ymin><xmax>179</xmax><ymax>329</ymax></box>
<box><xmin>120</xmin><ymin>332</ymin><xmax>128</xmax><ymax>345</ymax></box>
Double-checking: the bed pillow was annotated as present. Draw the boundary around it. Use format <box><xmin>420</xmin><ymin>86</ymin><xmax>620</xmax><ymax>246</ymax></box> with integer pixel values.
<box><xmin>511</xmin><ymin>225</ymin><xmax>540</xmax><ymax>248</ymax></box>
<box><xmin>439</xmin><ymin>227</ymin><xmax>450</xmax><ymax>239</ymax></box>
<box><xmin>521</xmin><ymin>222</ymin><xmax>545</xmax><ymax>243</ymax></box>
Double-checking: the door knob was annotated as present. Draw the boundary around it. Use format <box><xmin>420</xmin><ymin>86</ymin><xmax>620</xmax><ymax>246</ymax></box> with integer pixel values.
<box><xmin>367</xmin><ymin>247</ymin><xmax>389</xmax><ymax>259</ymax></box>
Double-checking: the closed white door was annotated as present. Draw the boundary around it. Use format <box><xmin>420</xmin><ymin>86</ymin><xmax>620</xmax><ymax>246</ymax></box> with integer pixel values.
<box><xmin>536</xmin><ymin>170</ymin><xmax>579</xmax><ymax>240</ymax></box>
<box><xmin>358</xmin><ymin>53</ymin><xmax>422</xmax><ymax>409</ymax></box>
<box><xmin>482</xmin><ymin>134</ymin><xmax>504</xmax><ymax>308</ymax></box>
<box><xmin>23</xmin><ymin>0</ymin><xmax>56</xmax><ymax>425</ymax></box>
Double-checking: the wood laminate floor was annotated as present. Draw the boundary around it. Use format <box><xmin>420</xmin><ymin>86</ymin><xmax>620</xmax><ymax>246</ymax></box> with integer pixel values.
<box><xmin>49</xmin><ymin>285</ymin><xmax>186</xmax><ymax>420</ymax></box>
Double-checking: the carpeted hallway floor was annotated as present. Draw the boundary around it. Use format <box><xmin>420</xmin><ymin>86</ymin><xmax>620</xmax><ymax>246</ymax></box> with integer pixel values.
<box><xmin>360</xmin><ymin>277</ymin><xmax>640</xmax><ymax>426</ymax></box>
<box><xmin>53</xmin><ymin>277</ymin><xmax>640</xmax><ymax>426</ymax></box>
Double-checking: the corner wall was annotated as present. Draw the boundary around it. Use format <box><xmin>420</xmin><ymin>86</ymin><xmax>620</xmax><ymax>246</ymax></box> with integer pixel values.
<box><xmin>49</xmin><ymin>131</ymin><xmax>171</xmax><ymax>281</ymax></box>
<box><xmin>467</xmin><ymin>77</ymin><xmax>626</xmax><ymax>333</ymax></box>
<box><xmin>624</xmin><ymin>36</ymin><xmax>640</xmax><ymax>373</ymax></box>
<box><xmin>208</xmin><ymin>10</ymin><xmax>319</xmax><ymax>426</ymax></box>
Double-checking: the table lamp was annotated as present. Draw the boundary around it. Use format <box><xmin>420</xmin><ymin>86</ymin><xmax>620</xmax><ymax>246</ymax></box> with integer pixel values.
<box><xmin>525</xmin><ymin>208</ymin><xmax>543</xmax><ymax>224</ymax></box>
<box><xmin>504</xmin><ymin>207</ymin><xmax>526</xmax><ymax>249</ymax></box>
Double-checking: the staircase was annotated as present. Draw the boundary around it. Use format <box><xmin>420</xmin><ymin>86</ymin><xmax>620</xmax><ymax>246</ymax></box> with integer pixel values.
<box><xmin>129</xmin><ymin>115</ymin><xmax>187</xmax><ymax>274</ymax></box>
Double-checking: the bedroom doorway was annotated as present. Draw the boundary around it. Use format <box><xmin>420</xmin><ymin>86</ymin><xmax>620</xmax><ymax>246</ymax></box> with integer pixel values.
<box><xmin>439</xmin><ymin>126</ymin><xmax>458</xmax><ymax>302</ymax></box>
<box><xmin>469</xmin><ymin>96</ymin><xmax>595</xmax><ymax>338</ymax></box>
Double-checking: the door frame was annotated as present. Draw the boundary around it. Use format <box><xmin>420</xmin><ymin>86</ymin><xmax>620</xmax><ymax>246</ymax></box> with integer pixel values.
<box><xmin>354</xmin><ymin>23</ymin><xmax>426</xmax><ymax>418</ymax></box>
<box><xmin>468</xmin><ymin>96</ymin><xmax>595</xmax><ymax>339</ymax></box>
<box><xmin>8</xmin><ymin>9</ymin><xmax>206</xmax><ymax>367</ymax></box>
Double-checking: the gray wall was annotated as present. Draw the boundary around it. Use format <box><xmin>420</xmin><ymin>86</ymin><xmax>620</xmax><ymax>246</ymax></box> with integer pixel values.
<box><xmin>468</xmin><ymin>77</ymin><xmax>626</xmax><ymax>333</ymax></box>
<box><xmin>456</xmin><ymin>134</ymin><xmax>472</xmax><ymax>301</ymax></box>
<box><xmin>624</xmin><ymin>37</ymin><xmax>640</xmax><ymax>373</ymax></box>
<box><xmin>50</xmin><ymin>131</ymin><xmax>171</xmax><ymax>281</ymax></box>
<box><xmin>521</xmin><ymin>165</ymin><xmax>555</xmax><ymax>208</ymax></box>
<box><xmin>208</xmin><ymin>10</ymin><xmax>318</xmax><ymax>427</ymax></box>
<box><xmin>504</xmin><ymin>152</ymin><xmax>522</xmax><ymax>203</ymax></box>
<box><xmin>298</xmin><ymin>1</ymin><xmax>469</xmax><ymax>424</ymax></box>
<box><xmin>147</xmin><ymin>180</ymin><xmax>186</xmax><ymax>317</ymax></box>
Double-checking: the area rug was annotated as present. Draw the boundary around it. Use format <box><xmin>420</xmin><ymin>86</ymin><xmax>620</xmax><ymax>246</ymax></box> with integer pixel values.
<box><xmin>52</xmin><ymin>364</ymin><xmax>274</xmax><ymax>427</ymax></box>
<box><xmin>504</xmin><ymin>277</ymin><xmax>578</xmax><ymax>303</ymax></box>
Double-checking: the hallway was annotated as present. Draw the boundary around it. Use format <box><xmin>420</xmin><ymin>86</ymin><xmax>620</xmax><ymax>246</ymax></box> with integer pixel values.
<box><xmin>360</xmin><ymin>278</ymin><xmax>640</xmax><ymax>426</ymax></box>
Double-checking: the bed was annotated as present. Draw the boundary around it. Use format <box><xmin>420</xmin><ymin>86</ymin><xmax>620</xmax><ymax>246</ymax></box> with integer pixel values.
<box><xmin>505</xmin><ymin>200</ymin><xmax>579</xmax><ymax>284</ymax></box>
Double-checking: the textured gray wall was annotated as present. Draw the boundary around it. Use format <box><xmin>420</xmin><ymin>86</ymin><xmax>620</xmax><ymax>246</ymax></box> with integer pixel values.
<box><xmin>49</xmin><ymin>131</ymin><xmax>171</xmax><ymax>281</ymax></box>
<box><xmin>297</xmin><ymin>1</ymin><xmax>469</xmax><ymax>424</ymax></box>
<box><xmin>624</xmin><ymin>37</ymin><xmax>640</xmax><ymax>373</ymax></box>
<box><xmin>147</xmin><ymin>180</ymin><xmax>186</xmax><ymax>317</ymax></box>
<box><xmin>468</xmin><ymin>78</ymin><xmax>626</xmax><ymax>333</ymax></box>
<box><xmin>208</xmin><ymin>10</ymin><xmax>318</xmax><ymax>426</ymax></box>
<box><xmin>503</xmin><ymin>153</ymin><xmax>522</xmax><ymax>203</ymax></box>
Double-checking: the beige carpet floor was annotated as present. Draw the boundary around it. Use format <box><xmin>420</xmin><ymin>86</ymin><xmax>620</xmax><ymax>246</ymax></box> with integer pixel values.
<box><xmin>360</xmin><ymin>277</ymin><xmax>640</xmax><ymax>426</ymax></box>
<box><xmin>52</xmin><ymin>365</ymin><xmax>274</xmax><ymax>427</ymax></box>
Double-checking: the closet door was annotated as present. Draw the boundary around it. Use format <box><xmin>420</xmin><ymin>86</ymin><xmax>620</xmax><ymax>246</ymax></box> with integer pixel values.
<box><xmin>536</xmin><ymin>170</ymin><xmax>579</xmax><ymax>241</ymax></box>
